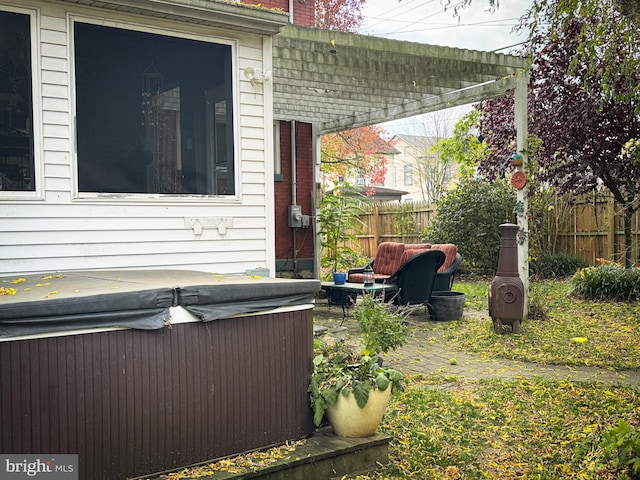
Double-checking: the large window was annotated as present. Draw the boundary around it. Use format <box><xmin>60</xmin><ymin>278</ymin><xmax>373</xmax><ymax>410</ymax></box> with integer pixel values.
<box><xmin>0</xmin><ymin>10</ymin><xmax>35</xmax><ymax>192</ymax></box>
<box><xmin>74</xmin><ymin>23</ymin><xmax>235</xmax><ymax>195</ymax></box>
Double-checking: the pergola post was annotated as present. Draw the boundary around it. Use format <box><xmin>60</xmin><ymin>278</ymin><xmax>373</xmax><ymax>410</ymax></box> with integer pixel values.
<box><xmin>514</xmin><ymin>70</ymin><xmax>529</xmax><ymax>316</ymax></box>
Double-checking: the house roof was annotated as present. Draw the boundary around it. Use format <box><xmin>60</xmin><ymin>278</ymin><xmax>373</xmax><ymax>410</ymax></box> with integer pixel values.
<box><xmin>338</xmin><ymin>185</ymin><xmax>409</xmax><ymax>202</ymax></box>
<box><xmin>393</xmin><ymin>134</ymin><xmax>438</xmax><ymax>152</ymax></box>
<box><xmin>273</xmin><ymin>25</ymin><xmax>527</xmax><ymax>135</ymax></box>
<box><xmin>56</xmin><ymin>0</ymin><xmax>289</xmax><ymax>35</ymax></box>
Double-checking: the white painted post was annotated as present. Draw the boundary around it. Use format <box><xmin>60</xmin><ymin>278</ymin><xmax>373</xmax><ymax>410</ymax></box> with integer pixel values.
<box><xmin>514</xmin><ymin>70</ymin><xmax>529</xmax><ymax>316</ymax></box>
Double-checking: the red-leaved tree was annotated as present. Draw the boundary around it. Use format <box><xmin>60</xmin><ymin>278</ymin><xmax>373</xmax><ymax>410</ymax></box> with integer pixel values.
<box><xmin>315</xmin><ymin>0</ymin><xmax>368</xmax><ymax>32</ymax></box>
<box><xmin>320</xmin><ymin>125</ymin><xmax>392</xmax><ymax>194</ymax></box>
<box><xmin>478</xmin><ymin>4</ymin><xmax>640</xmax><ymax>265</ymax></box>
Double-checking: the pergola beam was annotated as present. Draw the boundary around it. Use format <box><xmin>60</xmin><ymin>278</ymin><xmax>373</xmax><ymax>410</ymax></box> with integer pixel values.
<box><xmin>317</xmin><ymin>75</ymin><xmax>518</xmax><ymax>135</ymax></box>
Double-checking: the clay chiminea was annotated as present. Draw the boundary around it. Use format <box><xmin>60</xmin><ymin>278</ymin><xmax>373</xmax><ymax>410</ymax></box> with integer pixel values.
<box><xmin>489</xmin><ymin>223</ymin><xmax>525</xmax><ymax>334</ymax></box>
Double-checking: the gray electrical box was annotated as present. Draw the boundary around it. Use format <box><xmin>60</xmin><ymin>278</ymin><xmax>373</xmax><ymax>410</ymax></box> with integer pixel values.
<box><xmin>288</xmin><ymin>204</ymin><xmax>302</xmax><ymax>228</ymax></box>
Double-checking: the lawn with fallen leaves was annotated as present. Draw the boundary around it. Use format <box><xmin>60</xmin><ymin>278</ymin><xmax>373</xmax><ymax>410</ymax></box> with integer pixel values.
<box><xmin>447</xmin><ymin>280</ymin><xmax>640</xmax><ymax>370</ymax></box>
<box><xmin>368</xmin><ymin>375</ymin><xmax>640</xmax><ymax>479</ymax></box>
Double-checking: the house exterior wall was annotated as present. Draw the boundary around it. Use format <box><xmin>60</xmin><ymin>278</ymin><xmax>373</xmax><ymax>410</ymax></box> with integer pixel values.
<box><xmin>250</xmin><ymin>0</ymin><xmax>316</xmax><ymax>277</ymax></box>
<box><xmin>274</xmin><ymin>121</ymin><xmax>315</xmax><ymax>276</ymax></box>
<box><xmin>384</xmin><ymin>135</ymin><xmax>459</xmax><ymax>203</ymax></box>
<box><xmin>384</xmin><ymin>136</ymin><xmax>429</xmax><ymax>201</ymax></box>
<box><xmin>0</xmin><ymin>1</ymin><xmax>287</xmax><ymax>276</ymax></box>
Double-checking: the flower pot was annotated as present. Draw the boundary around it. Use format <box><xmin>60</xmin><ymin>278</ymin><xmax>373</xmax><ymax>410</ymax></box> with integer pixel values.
<box><xmin>325</xmin><ymin>387</ymin><xmax>392</xmax><ymax>437</ymax></box>
<box><xmin>429</xmin><ymin>291</ymin><xmax>466</xmax><ymax>321</ymax></box>
<box><xmin>333</xmin><ymin>272</ymin><xmax>347</xmax><ymax>285</ymax></box>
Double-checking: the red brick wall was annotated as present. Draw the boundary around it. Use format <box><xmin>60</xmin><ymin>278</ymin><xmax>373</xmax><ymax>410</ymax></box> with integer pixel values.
<box><xmin>241</xmin><ymin>0</ymin><xmax>315</xmax><ymax>26</ymax></box>
<box><xmin>275</xmin><ymin>122</ymin><xmax>316</xmax><ymax>273</ymax></box>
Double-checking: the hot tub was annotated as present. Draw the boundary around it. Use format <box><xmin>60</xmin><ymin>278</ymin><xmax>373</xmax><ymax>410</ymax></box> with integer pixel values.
<box><xmin>0</xmin><ymin>270</ymin><xmax>320</xmax><ymax>480</ymax></box>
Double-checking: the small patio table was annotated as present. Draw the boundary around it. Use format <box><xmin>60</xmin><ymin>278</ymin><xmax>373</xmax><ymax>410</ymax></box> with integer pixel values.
<box><xmin>320</xmin><ymin>281</ymin><xmax>398</xmax><ymax>322</ymax></box>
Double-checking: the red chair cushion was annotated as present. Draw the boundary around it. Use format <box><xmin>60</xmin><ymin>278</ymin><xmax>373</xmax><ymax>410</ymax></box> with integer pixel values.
<box><xmin>399</xmin><ymin>243</ymin><xmax>431</xmax><ymax>265</ymax></box>
<box><xmin>404</xmin><ymin>243</ymin><xmax>432</xmax><ymax>251</ymax></box>
<box><xmin>372</xmin><ymin>242</ymin><xmax>406</xmax><ymax>276</ymax></box>
<box><xmin>430</xmin><ymin>243</ymin><xmax>458</xmax><ymax>272</ymax></box>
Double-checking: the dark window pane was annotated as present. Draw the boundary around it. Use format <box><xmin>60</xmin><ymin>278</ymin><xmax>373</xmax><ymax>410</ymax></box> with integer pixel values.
<box><xmin>74</xmin><ymin>23</ymin><xmax>235</xmax><ymax>195</ymax></box>
<box><xmin>0</xmin><ymin>11</ymin><xmax>35</xmax><ymax>192</ymax></box>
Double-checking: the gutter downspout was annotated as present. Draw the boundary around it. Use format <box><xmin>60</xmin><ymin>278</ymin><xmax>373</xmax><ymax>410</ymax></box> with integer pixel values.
<box><xmin>289</xmin><ymin>0</ymin><xmax>294</xmax><ymax>23</ymax></box>
<box><xmin>312</xmin><ymin>125</ymin><xmax>321</xmax><ymax>280</ymax></box>
<box><xmin>291</xmin><ymin>120</ymin><xmax>298</xmax><ymax>276</ymax></box>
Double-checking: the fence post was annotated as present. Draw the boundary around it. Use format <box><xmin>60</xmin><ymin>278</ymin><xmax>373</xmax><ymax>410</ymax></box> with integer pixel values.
<box><xmin>607</xmin><ymin>193</ymin><xmax>615</xmax><ymax>261</ymax></box>
<box><xmin>372</xmin><ymin>206</ymin><xmax>380</xmax><ymax>247</ymax></box>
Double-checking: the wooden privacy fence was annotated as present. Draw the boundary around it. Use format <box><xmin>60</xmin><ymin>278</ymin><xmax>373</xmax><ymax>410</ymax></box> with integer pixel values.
<box><xmin>348</xmin><ymin>195</ymin><xmax>640</xmax><ymax>265</ymax></box>
<box><xmin>350</xmin><ymin>201</ymin><xmax>437</xmax><ymax>258</ymax></box>
<box><xmin>554</xmin><ymin>193</ymin><xmax>640</xmax><ymax>265</ymax></box>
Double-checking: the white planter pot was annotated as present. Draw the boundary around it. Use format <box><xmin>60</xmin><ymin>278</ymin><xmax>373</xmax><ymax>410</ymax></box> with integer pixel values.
<box><xmin>326</xmin><ymin>386</ymin><xmax>392</xmax><ymax>437</ymax></box>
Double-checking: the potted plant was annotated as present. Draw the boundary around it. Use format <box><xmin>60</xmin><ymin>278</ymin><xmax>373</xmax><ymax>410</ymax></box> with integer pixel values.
<box><xmin>318</xmin><ymin>183</ymin><xmax>364</xmax><ymax>285</ymax></box>
<box><xmin>309</xmin><ymin>295</ymin><xmax>408</xmax><ymax>437</ymax></box>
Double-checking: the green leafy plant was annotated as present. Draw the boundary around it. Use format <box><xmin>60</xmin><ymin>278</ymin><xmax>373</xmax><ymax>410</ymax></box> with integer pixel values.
<box><xmin>352</xmin><ymin>295</ymin><xmax>409</xmax><ymax>355</ymax></box>
<box><xmin>600</xmin><ymin>420</ymin><xmax>640</xmax><ymax>478</ymax></box>
<box><xmin>309</xmin><ymin>341</ymin><xmax>403</xmax><ymax>427</ymax></box>
<box><xmin>319</xmin><ymin>183</ymin><xmax>365</xmax><ymax>275</ymax></box>
<box><xmin>571</xmin><ymin>264</ymin><xmax>640</xmax><ymax>301</ymax></box>
<box><xmin>530</xmin><ymin>252</ymin><xmax>587</xmax><ymax>279</ymax></box>
<box><xmin>309</xmin><ymin>296</ymin><xmax>407</xmax><ymax>427</ymax></box>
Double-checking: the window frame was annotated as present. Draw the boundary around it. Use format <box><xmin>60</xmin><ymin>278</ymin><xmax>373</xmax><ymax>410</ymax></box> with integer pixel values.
<box><xmin>403</xmin><ymin>164</ymin><xmax>413</xmax><ymax>186</ymax></box>
<box><xmin>69</xmin><ymin>15</ymin><xmax>241</xmax><ymax>203</ymax></box>
<box><xmin>0</xmin><ymin>6</ymin><xmax>43</xmax><ymax>201</ymax></box>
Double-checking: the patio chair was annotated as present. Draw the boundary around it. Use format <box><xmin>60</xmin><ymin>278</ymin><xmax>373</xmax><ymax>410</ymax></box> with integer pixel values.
<box><xmin>385</xmin><ymin>249</ymin><xmax>446</xmax><ymax>306</ymax></box>
<box><xmin>430</xmin><ymin>244</ymin><xmax>463</xmax><ymax>292</ymax></box>
<box><xmin>347</xmin><ymin>242</ymin><xmax>406</xmax><ymax>283</ymax></box>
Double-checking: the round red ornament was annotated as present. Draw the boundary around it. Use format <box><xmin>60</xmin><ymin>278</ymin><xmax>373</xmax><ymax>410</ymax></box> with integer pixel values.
<box><xmin>511</xmin><ymin>171</ymin><xmax>527</xmax><ymax>190</ymax></box>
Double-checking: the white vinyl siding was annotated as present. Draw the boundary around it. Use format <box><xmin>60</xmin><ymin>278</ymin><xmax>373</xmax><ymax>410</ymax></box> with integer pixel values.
<box><xmin>0</xmin><ymin>1</ymin><xmax>275</xmax><ymax>276</ymax></box>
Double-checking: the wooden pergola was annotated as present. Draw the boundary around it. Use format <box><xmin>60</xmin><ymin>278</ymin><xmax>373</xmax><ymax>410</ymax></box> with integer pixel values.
<box><xmin>272</xmin><ymin>25</ymin><xmax>530</xmax><ymax>302</ymax></box>
<box><xmin>273</xmin><ymin>24</ymin><xmax>527</xmax><ymax>135</ymax></box>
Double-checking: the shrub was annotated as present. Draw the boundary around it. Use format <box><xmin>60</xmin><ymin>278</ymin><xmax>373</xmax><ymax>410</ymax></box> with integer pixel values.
<box><xmin>600</xmin><ymin>420</ymin><xmax>640</xmax><ymax>479</ymax></box>
<box><xmin>319</xmin><ymin>184</ymin><xmax>365</xmax><ymax>275</ymax></box>
<box><xmin>423</xmin><ymin>178</ymin><xmax>516</xmax><ymax>275</ymax></box>
<box><xmin>352</xmin><ymin>295</ymin><xmax>409</xmax><ymax>356</ymax></box>
<box><xmin>530</xmin><ymin>252</ymin><xmax>588</xmax><ymax>279</ymax></box>
<box><xmin>571</xmin><ymin>264</ymin><xmax>640</xmax><ymax>301</ymax></box>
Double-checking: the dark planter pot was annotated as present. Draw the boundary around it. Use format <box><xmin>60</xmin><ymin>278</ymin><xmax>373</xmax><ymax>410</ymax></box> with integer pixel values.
<box><xmin>333</xmin><ymin>272</ymin><xmax>347</xmax><ymax>285</ymax></box>
<box><xmin>429</xmin><ymin>291</ymin><xmax>466</xmax><ymax>321</ymax></box>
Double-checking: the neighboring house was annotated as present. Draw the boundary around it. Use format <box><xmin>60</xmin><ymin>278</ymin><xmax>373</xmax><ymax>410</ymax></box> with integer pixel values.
<box><xmin>337</xmin><ymin>185</ymin><xmax>408</xmax><ymax>203</ymax></box>
<box><xmin>0</xmin><ymin>0</ymin><xmax>528</xmax><ymax>279</ymax></box>
<box><xmin>385</xmin><ymin>134</ymin><xmax>459</xmax><ymax>203</ymax></box>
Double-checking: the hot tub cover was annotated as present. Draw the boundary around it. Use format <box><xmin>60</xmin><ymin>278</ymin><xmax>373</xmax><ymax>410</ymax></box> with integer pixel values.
<box><xmin>0</xmin><ymin>270</ymin><xmax>320</xmax><ymax>339</ymax></box>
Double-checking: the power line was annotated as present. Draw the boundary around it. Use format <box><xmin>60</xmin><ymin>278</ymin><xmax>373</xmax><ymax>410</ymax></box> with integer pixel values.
<box><xmin>380</xmin><ymin>20</ymin><xmax>521</xmax><ymax>35</ymax></box>
<box><xmin>364</xmin><ymin>0</ymin><xmax>427</xmax><ymax>29</ymax></box>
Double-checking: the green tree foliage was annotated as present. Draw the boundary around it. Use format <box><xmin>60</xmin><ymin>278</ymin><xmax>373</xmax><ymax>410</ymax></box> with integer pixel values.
<box><xmin>423</xmin><ymin>178</ymin><xmax>516</xmax><ymax>275</ymax></box>
<box><xmin>430</xmin><ymin>109</ymin><xmax>489</xmax><ymax>180</ymax></box>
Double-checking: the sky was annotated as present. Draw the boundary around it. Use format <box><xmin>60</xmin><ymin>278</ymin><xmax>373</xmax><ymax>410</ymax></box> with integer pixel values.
<box><xmin>359</xmin><ymin>0</ymin><xmax>533</xmax><ymax>135</ymax></box>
